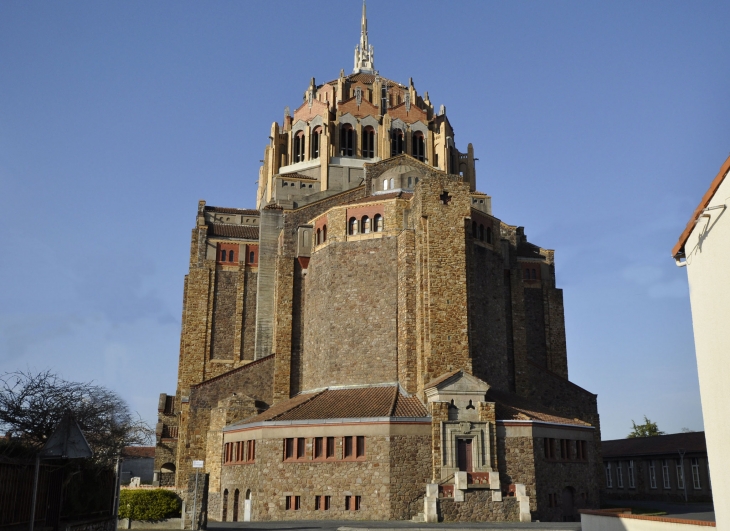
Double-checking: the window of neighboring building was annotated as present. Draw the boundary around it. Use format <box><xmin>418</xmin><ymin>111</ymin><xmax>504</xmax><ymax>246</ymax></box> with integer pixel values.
<box><xmin>391</xmin><ymin>129</ymin><xmax>404</xmax><ymax>156</ymax></box>
<box><xmin>676</xmin><ymin>460</ymin><xmax>685</xmax><ymax>490</ymax></box>
<box><xmin>315</xmin><ymin>495</ymin><xmax>330</xmax><ymax>511</ymax></box>
<box><xmin>605</xmin><ymin>462</ymin><xmax>612</xmax><ymax>488</ymax></box>
<box><xmin>374</xmin><ymin>214</ymin><xmax>383</xmax><ymax>232</ymax></box>
<box><xmin>628</xmin><ymin>460</ymin><xmax>635</xmax><ymax>488</ymax></box>
<box><xmin>649</xmin><ymin>460</ymin><xmax>657</xmax><ymax>489</ymax></box>
<box><xmin>284</xmin><ymin>438</ymin><xmax>306</xmax><ymax>461</ymax></box>
<box><xmin>349</xmin><ymin>217</ymin><xmax>358</xmax><ymax>235</ymax></box>
<box><xmin>340</xmin><ymin>124</ymin><xmax>354</xmax><ymax>157</ymax></box>
<box><xmin>345</xmin><ymin>495</ymin><xmax>361</xmax><ymax>511</ymax></box>
<box><xmin>616</xmin><ymin>462</ymin><xmax>624</xmax><ymax>488</ymax></box>
<box><xmin>692</xmin><ymin>458</ymin><xmax>702</xmax><ymax>490</ymax></box>
<box><xmin>285</xmin><ymin>495</ymin><xmax>300</xmax><ymax>510</ymax></box>
<box><xmin>662</xmin><ymin>459</ymin><xmax>671</xmax><ymax>489</ymax></box>
<box><xmin>413</xmin><ymin>131</ymin><xmax>425</xmax><ymax>162</ymax></box>
<box><xmin>362</xmin><ymin>126</ymin><xmax>375</xmax><ymax>158</ymax></box>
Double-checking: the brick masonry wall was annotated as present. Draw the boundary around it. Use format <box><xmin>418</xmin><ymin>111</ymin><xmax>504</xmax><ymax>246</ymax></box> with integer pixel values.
<box><xmin>219</xmin><ymin>434</ymin><xmax>429</xmax><ymax>521</ymax></box>
<box><xmin>439</xmin><ymin>491</ymin><xmax>520</xmax><ymax>522</ymax></box>
<box><xmin>301</xmin><ymin>237</ymin><xmax>399</xmax><ymax>391</ymax></box>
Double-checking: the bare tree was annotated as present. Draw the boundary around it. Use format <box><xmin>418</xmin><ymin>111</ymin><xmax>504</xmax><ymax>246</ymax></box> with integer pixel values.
<box><xmin>0</xmin><ymin>370</ymin><xmax>152</xmax><ymax>467</ymax></box>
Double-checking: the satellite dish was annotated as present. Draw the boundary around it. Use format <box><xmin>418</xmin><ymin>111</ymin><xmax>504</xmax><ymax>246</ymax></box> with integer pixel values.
<box><xmin>38</xmin><ymin>412</ymin><xmax>93</xmax><ymax>459</ymax></box>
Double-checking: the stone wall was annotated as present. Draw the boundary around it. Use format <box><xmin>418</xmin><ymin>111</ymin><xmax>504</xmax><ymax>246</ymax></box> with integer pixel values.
<box><xmin>389</xmin><ymin>435</ymin><xmax>432</xmax><ymax>519</ymax></box>
<box><xmin>211</xmin><ymin>271</ymin><xmax>237</xmax><ymax>360</ymax></box>
<box><xmin>523</xmin><ymin>288</ymin><xmax>547</xmax><ymax>368</ymax></box>
<box><xmin>439</xmin><ymin>490</ymin><xmax>520</xmax><ymax>522</ymax></box>
<box><xmin>301</xmin><ymin>236</ymin><xmax>399</xmax><ymax>390</ymax></box>
<box><xmin>496</xmin><ymin>433</ymin><xmax>537</xmax><ymax>511</ymax></box>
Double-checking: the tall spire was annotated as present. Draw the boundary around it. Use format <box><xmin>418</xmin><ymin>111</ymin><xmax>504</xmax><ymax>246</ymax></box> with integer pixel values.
<box><xmin>353</xmin><ymin>0</ymin><xmax>374</xmax><ymax>74</ymax></box>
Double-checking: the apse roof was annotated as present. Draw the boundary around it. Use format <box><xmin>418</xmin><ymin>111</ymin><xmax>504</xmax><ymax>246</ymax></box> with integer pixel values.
<box><xmin>205</xmin><ymin>206</ymin><xmax>260</xmax><ymax>216</ymax></box>
<box><xmin>207</xmin><ymin>223</ymin><xmax>259</xmax><ymax>240</ymax></box>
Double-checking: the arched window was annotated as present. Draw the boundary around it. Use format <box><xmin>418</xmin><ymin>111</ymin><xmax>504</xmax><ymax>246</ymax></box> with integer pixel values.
<box><xmin>390</xmin><ymin>178</ymin><xmax>394</xmax><ymax>190</ymax></box>
<box><xmin>249</xmin><ymin>251</ymin><xmax>255</xmax><ymax>263</ymax></box>
<box><xmin>223</xmin><ymin>489</ymin><xmax>229</xmax><ymax>521</ymax></box>
<box><xmin>340</xmin><ymin>124</ymin><xmax>354</xmax><ymax>157</ymax></box>
<box><xmin>523</xmin><ymin>268</ymin><xmax>530</xmax><ymax>280</ymax></box>
<box><xmin>233</xmin><ymin>489</ymin><xmax>240</xmax><ymax>522</ymax></box>
<box><xmin>412</xmin><ymin>132</ymin><xmax>425</xmax><ymax>162</ymax></box>
<box><xmin>322</xmin><ymin>225</ymin><xmax>327</xmax><ymax>242</ymax></box>
<box><xmin>349</xmin><ymin>217</ymin><xmax>358</xmax><ymax>235</ymax></box>
<box><xmin>472</xmin><ymin>221</ymin><xmax>477</xmax><ymax>236</ymax></box>
<box><xmin>316</xmin><ymin>228</ymin><xmax>321</xmax><ymax>245</ymax></box>
<box><xmin>221</xmin><ymin>250</ymin><xmax>227</xmax><ymax>261</ymax></box>
<box><xmin>532</xmin><ymin>268</ymin><xmax>537</xmax><ymax>280</ymax></box>
<box><xmin>228</xmin><ymin>250</ymin><xmax>234</xmax><ymax>262</ymax></box>
<box><xmin>391</xmin><ymin>129</ymin><xmax>404</xmax><ymax>156</ymax></box>
<box><xmin>362</xmin><ymin>216</ymin><xmax>371</xmax><ymax>234</ymax></box>
<box><xmin>362</xmin><ymin>126</ymin><xmax>375</xmax><ymax>158</ymax></box>
<box><xmin>294</xmin><ymin>131</ymin><xmax>305</xmax><ymax>163</ymax></box>
<box><xmin>374</xmin><ymin>214</ymin><xmax>383</xmax><ymax>232</ymax></box>
<box><xmin>311</xmin><ymin>127</ymin><xmax>321</xmax><ymax>159</ymax></box>
<box><xmin>407</xmin><ymin>176</ymin><xmax>413</xmax><ymax>187</ymax></box>
<box><xmin>383</xmin><ymin>179</ymin><xmax>388</xmax><ymax>191</ymax></box>
<box><xmin>486</xmin><ymin>226</ymin><xmax>493</xmax><ymax>244</ymax></box>
<box><xmin>479</xmin><ymin>225</ymin><xmax>484</xmax><ymax>241</ymax></box>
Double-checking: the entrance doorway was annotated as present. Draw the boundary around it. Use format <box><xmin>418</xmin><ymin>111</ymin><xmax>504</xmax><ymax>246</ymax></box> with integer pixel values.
<box><xmin>561</xmin><ymin>487</ymin><xmax>575</xmax><ymax>521</ymax></box>
<box><xmin>457</xmin><ymin>439</ymin><xmax>473</xmax><ymax>472</ymax></box>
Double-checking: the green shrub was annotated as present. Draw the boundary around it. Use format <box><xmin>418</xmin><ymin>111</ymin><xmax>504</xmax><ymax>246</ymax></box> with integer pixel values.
<box><xmin>118</xmin><ymin>489</ymin><xmax>181</xmax><ymax>521</ymax></box>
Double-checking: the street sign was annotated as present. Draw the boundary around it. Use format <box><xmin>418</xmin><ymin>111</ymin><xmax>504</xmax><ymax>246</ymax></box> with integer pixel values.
<box><xmin>192</xmin><ymin>460</ymin><xmax>204</xmax><ymax>468</ymax></box>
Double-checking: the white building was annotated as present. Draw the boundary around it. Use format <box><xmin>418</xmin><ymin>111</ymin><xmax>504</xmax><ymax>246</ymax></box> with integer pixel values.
<box><xmin>673</xmin><ymin>155</ymin><xmax>730</xmax><ymax>528</ymax></box>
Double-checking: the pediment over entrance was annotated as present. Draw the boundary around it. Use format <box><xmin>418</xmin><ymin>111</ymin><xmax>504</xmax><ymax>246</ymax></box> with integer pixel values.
<box><xmin>424</xmin><ymin>370</ymin><xmax>490</xmax><ymax>422</ymax></box>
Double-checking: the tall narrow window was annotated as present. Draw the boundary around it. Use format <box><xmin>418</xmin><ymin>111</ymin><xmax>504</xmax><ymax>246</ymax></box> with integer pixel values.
<box><xmin>249</xmin><ymin>251</ymin><xmax>255</xmax><ymax>264</ymax></box>
<box><xmin>605</xmin><ymin>462</ymin><xmax>612</xmax><ymax>488</ymax></box>
<box><xmin>314</xmin><ymin>437</ymin><xmax>323</xmax><ymax>459</ymax></box>
<box><xmin>326</xmin><ymin>436</ymin><xmax>335</xmax><ymax>459</ymax></box>
<box><xmin>532</xmin><ymin>268</ymin><xmax>537</xmax><ymax>279</ymax></box>
<box><xmin>616</xmin><ymin>462</ymin><xmax>624</xmax><ymax>488</ymax></box>
<box><xmin>479</xmin><ymin>224</ymin><xmax>484</xmax><ymax>241</ymax></box>
<box><xmin>311</xmin><ymin>127</ymin><xmax>321</xmax><ymax>159</ymax></box>
<box><xmin>228</xmin><ymin>250</ymin><xmax>234</xmax><ymax>262</ymax></box>
<box><xmin>649</xmin><ymin>460</ymin><xmax>657</xmax><ymax>489</ymax></box>
<box><xmin>412</xmin><ymin>131</ymin><xmax>425</xmax><ymax>162</ymax></box>
<box><xmin>362</xmin><ymin>126</ymin><xmax>375</xmax><ymax>158</ymax></box>
<box><xmin>362</xmin><ymin>216</ymin><xmax>370</xmax><ymax>234</ymax></box>
<box><xmin>380</xmin><ymin>85</ymin><xmax>388</xmax><ymax>111</ymax></box>
<box><xmin>294</xmin><ymin>131</ymin><xmax>305</xmax><ymax>162</ymax></box>
<box><xmin>383</xmin><ymin>179</ymin><xmax>388</xmax><ymax>191</ymax></box>
<box><xmin>322</xmin><ymin>225</ymin><xmax>327</xmax><ymax>242</ymax></box>
<box><xmin>676</xmin><ymin>460</ymin><xmax>685</xmax><ymax>490</ymax></box>
<box><xmin>391</xmin><ymin>129</ymin><xmax>404</xmax><ymax>156</ymax></box>
<box><xmin>662</xmin><ymin>459</ymin><xmax>671</xmax><ymax>489</ymax></box>
<box><xmin>316</xmin><ymin>229</ymin><xmax>321</xmax><ymax>246</ymax></box>
<box><xmin>221</xmin><ymin>250</ymin><xmax>227</xmax><ymax>261</ymax></box>
<box><xmin>349</xmin><ymin>217</ymin><xmax>358</xmax><ymax>235</ymax></box>
<box><xmin>691</xmin><ymin>458</ymin><xmax>701</xmax><ymax>489</ymax></box>
<box><xmin>285</xmin><ymin>438</ymin><xmax>294</xmax><ymax>460</ymax></box>
<box><xmin>356</xmin><ymin>436</ymin><xmax>365</xmax><ymax>458</ymax></box>
<box><xmin>344</xmin><ymin>436</ymin><xmax>353</xmax><ymax>458</ymax></box>
<box><xmin>297</xmin><ymin>438</ymin><xmax>305</xmax><ymax>459</ymax></box>
<box><xmin>247</xmin><ymin>440</ymin><xmax>255</xmax><ymax>462</ymax></box>
<box><xmin>486</xmin><ymin>226</ymin><xmax>493</xmax><ymax>244</ymax></box>
<box><xmin>544</xmin><ymin>438</ymin><xmax>555</xmax><ymax>460</ymax></box>
<box><xmin>374</xmin><ymin>214</ymin><xmax>383</xmax><ymax>232</ymax></box>
<box><xmin>340</xmin><ymin>124</ymin><xmax>354</xmax><ymax>157</ymax></box>
<box><xmin>628</xmin><ymin>460</ymin><xmax>635</xmax><ymax>488</ymax></box>
<box><xmin>390</xmin><ymin>177</ymin><xmax>394</xmax><ymax>189</ymax></box>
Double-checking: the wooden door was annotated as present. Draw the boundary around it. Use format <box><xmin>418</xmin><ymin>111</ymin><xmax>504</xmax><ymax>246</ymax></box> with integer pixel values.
<box><xmin>457</xmin><ymin>439</ymin><xmax>473</xmax><ymax>472</ymax></box>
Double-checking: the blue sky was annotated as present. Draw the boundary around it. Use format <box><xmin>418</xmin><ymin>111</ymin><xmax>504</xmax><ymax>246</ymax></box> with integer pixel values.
<box><xmin>1</xmin><ymin>1</ymin><xmax>729</xmax><ymax>440</ymax></box>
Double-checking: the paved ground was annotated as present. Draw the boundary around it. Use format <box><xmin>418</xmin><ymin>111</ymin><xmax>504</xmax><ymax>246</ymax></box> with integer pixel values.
<box><xmin>603</xmin><ymin>500</ymin><xmax>715</xmax><ymax>522</ymax></box>
<box><xmin>206</xmin><ymin>522</ymin><xmax>582</xmax><ymax>531</ymax></box>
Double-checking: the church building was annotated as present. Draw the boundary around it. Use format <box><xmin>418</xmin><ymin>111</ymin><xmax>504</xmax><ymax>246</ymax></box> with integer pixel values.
<box><xmin>154</xmin><ymin>4</ymin><xmax>602</xmax><ymax>523</ymax></box>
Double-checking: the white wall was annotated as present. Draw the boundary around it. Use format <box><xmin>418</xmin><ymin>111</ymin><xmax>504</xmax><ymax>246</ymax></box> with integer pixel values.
<box><xmin>683</xmin><ymin>172</ymin><xmax>730</xmax><ymax>529</ymax></box>
<box><xmin>582</xmin><ymin>513</ymin><xmax>713</xmax><ymax>531</ymax></box>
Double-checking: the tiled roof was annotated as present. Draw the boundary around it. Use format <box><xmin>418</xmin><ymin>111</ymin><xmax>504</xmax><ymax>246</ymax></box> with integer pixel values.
<box><xmin>205</xmin><ymin>206</ymin><xmax>259</xmax><ymax>216</ymax></box>
<box><xmin>487</xmin><ymin>389</ymin><xmax>591</xmax><ymax>427</ymax></box>
<box><xmin>603</xmin><ymin>432</ymin><xmax>707</xmax><ymax>458</ymax></box>
<box><xmin>672</xmin><ymin>155</ymin><xmax>730</xmax><ymax>258</ymax></box>
<box><xmin>207</xmin><ymin>223</ymin><xmax>259</xmax><ymax>240</ymax></box>
<box><xmin>122</xmin><ymin>446</ymin><xmax>155</xmax><ymax>458</ymax></box>
<box><xmin>280</xmin><ymin>172</ymin><xmax>318</xmax><ymax>181</ymax></box>
<box><xmin>324</xmin><ymin>72</ymin><xmax>404</xmax><ymax>88</ymax></box>
<box><xmin>233</xmin><ymin>386</ymin><xmax>428</xmax><ymax>426</ymax></box>
<box><xmin>346</xmin><ymin>192</ymin><xmax>413</xmax><ymax>206</ymax></box>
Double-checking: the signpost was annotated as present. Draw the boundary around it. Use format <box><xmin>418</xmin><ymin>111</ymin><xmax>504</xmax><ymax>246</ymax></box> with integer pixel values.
<box><xmin>191</xmin><ymin>460</ymin><xmax>204</xmax><ymax>530</ymax></box>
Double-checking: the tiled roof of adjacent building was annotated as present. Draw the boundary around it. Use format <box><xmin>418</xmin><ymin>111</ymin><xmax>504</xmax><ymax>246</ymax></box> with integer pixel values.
<box><xmin>230</xmin><ymin>386</ymin><xmax>428</xmax><ymax>427</ymax></box>
<box><xmin>204</xmin><ymin>206</ymin><xmax>259</xmax><ymax>216</ymax></box>
<box><xmin>207</xmin><ymin>223</ymin><xmax>259</xmax><ymax>240</ymax></box>
<box><xmin>280</xmin><ymin>172</ymin><xmax>318</xmax><ymax>181</ymax></box>
<box><xmin>603</xmin><ymin>432</ymin><xmax>707</xmax><ymax>458</ymax></box>
<box><xmin>346</xmin><ymin>192</ymin><xmax>413</xmax><ymax>206</ymax></box>
<box><xmin>672</xmin><ymin>155</ymin><xmax>730</xmax><ymax>258</ymax></box>
<box><xmin>487</xmin><ymin>389</ymin><xmax>592</xmax><ymax>427</ymax></box>
<box><xmin>122</xmin><ymin>446</ymin><xmax>155</xmax><ymax>458</ymax></box>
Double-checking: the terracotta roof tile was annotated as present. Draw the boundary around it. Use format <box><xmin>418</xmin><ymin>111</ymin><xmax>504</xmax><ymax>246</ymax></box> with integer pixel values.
<box><xmin>346</xmin><ymin>192</ymin><xmax>413</xmax><ymax>206</ymax></box>
<box><xmin>122</xmin><ymin>446</ymin><xmax>155</xmax><ymax>458</ymax></box>
<box><xmin>234</xmin><ymin>386</ymin><xmax>428</xmax><ymax>426</ymax></box>
<box><xmin>205</xmin><ymin>206</ymin><xmax>259</xmax><ymax>216</ymax></box>
<box><xmin>488</xmin><ymin>389</ymin><xmax>591</xmax><ymax>426</ymax></box>
<box><xmin>207</xmin><ymin>223</ymin><xmax>259</xmax><ymax>240</ymax></box>
<box><xmin>602</xmin><ymin>432</ymin><xmax>706</xmax><ymax>458</ymax></box>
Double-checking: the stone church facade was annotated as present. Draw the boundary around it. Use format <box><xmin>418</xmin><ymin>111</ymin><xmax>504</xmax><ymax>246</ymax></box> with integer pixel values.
<box><xmin>154</xmin><ymin>4</ymin><xmax>602</xmax><ymax>523</ymax></box>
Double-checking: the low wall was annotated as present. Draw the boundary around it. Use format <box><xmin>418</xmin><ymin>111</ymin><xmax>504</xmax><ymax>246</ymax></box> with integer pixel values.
<box><xmin>118</xmin><ymin>518</ymin><xmax>181</xmax><ymax>529</ymax></box>
<box><xmin>581</xmin><ymin>510</ymin><xmax>715</xmax><ymax>531</ymax></box>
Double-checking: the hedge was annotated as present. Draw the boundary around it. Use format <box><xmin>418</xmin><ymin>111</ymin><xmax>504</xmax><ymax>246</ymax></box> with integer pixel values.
<box><xmin>118</xmin><ymin>489</ymin><xmax>181</xmax><ymax>521</ymax></box>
